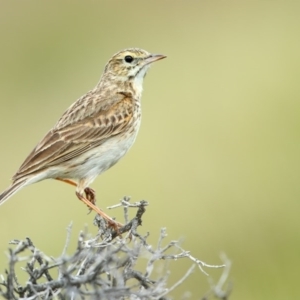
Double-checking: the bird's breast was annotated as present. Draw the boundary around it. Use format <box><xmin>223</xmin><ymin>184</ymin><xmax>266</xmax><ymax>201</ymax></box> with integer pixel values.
<box><xmin>63</xmin><ymin>106</ymin><xmax>141</xmax><ymax>181</ymax></box>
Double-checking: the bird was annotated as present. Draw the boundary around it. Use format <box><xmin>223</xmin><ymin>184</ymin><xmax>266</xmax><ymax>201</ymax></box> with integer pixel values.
<box><xmin>0</xmin><ymin>48</ymin><xmax>166</xmax><ymax>226</ymax></box>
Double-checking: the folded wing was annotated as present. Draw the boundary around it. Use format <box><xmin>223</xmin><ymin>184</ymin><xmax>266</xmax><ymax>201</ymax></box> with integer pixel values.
<box><xmin>13</xmin><ymin>93</ymin><xmax>134</xmax><ymax>181</ymax></box>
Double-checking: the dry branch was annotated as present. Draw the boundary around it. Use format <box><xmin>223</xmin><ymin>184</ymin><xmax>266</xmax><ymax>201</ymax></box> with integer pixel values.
<box><xmin>0</xmin><ymin>197</ymin><xmax>230</xmax><ymax>300</ymax></box>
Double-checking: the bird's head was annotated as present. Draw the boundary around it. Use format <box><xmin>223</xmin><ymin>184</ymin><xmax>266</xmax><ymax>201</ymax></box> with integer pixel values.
<box><xmin>101</xmin><ymin>48</ymin><xmax>166</xmax><ymax>96</ymax></box>
<box><xmin>105</xmin><ymin>48</ymin><xmax>166</xmax><ymax>78</ymax></box>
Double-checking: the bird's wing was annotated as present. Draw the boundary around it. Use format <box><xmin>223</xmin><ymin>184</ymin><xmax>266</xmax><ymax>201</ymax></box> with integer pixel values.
<box><xmin>13</xmin><ymin>92</ymin><xmax>135</xmax><ymax>181</ymax></box>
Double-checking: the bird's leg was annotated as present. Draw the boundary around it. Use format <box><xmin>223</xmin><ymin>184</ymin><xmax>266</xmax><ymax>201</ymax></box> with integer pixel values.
<box><xmin>56</xmin><ymin>178</ymin><xmax>77</xmax><ymax>187</ymax></box>
<box><xmin>75</xmin><ymin>191</ymin><xmax>122</xmax><ymax>229</ymax></box>
<box><xmin>56</xmin><ymin>178</ymin><xmax>122</xmax><ymax>229</ymax></box>
<box><xmin>55</xmin><ymin>178</ymin><xmax>96</xmax><ymax>205</ymax></box>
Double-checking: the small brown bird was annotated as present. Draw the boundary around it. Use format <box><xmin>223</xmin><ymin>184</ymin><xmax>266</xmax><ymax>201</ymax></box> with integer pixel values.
<box><xmin>0</xmin><ymin>48</ymin><xmax>166</xmax><ymax>225</ymax></box>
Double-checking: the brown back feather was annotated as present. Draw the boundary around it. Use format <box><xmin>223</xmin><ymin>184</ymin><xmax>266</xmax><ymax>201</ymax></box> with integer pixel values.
<box><xmin>13</xmin><ymin>93</ymin><xmax>135</xmax><ymax>181</ymax></box>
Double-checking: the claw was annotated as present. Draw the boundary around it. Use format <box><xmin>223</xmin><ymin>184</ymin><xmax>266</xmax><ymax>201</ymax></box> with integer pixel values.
<box><xmin>75</xmin><ymin>191</ymin><xmax>123</xmax><ymax>229</ymax></box>
<box><xmin>84</xmin><ymin>187</ymin><xmax>96</xmax><ymax>213</ymax></box>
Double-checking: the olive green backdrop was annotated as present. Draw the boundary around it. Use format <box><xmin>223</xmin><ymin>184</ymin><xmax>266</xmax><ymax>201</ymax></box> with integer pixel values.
<box><xmin>0</xmin><ymin>1</ymin><xmax>299</xmax><ymax>299</ymax></box>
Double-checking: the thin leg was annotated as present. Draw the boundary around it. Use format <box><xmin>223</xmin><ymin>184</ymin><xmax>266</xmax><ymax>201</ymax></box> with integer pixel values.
<box><xmin>75</xmin><ymin>191</ymin><xmax>122</xmax><ymax>228</ymax></box>
<box><xmin>56</xmin><ymin>178</ymin><xmax>122</xmax><ymax>228</ymax></box>
<box><xmin>56</xmin><ymin>178</ymin><xmax>96</xmax><ymax>204</ymax></box>
<box><xmin>56</xmin><ymin>178</ymin><xmax>77</xmax><ymax>187</ymax></box>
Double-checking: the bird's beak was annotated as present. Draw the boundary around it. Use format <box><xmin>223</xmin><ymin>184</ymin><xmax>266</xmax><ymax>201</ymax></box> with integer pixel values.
<box><xmin>144</xmin><ymin>54</ymin><xmax>167</xmax><ymax>65</ymax></box>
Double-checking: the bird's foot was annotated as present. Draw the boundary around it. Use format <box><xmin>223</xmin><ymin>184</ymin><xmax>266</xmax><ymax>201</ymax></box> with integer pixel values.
<box><xmin>76</xmin><ymin>191</ymin><xmax>123</xmax><ymax>229</ymax></box>
<box><xmin>84</xmin><ymin>187</ymin><xmax>96</xmax><ymax>204</ymax></box>
<box><xmin>84</xmin><ymin>187</ymin><xmax>96</xmax><ymax>214</ymax></box>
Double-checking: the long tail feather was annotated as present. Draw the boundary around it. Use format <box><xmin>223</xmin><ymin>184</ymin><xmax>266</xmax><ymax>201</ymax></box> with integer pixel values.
<box><xmin>0</xmin><ymin>180</ymin><xmax>28</xmax><ymax>206</ymax></box>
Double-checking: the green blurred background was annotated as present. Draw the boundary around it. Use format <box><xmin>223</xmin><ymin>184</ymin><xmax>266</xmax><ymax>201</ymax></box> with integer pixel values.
<box><xmin>0</xmin><ymin>1</ymin><xmax>300</xmax><ymax>299</ymax></box>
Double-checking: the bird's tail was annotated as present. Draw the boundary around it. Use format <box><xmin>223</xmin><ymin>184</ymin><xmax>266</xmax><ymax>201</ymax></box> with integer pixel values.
<box><xmin>0</xmin><ymin>179</ymin><xmax>28</xmax><ymax>206</ymax></box>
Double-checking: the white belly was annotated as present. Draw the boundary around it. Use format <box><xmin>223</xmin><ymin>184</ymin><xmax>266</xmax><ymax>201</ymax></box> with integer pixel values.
<box><xmin>47</xmin><ymin>123</ymin><xmax>140</xmax><ymax>183</ymax></box>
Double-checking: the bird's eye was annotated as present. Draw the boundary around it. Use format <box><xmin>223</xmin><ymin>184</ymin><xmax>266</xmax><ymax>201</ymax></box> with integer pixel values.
<box><xmin>124</xmin><ymin>55</ymin><xmax>134</xmax><ymax>63</ymax></box>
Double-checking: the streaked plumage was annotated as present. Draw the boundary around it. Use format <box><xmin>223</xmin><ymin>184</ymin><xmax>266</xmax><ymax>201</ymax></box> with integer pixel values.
<box><xmin>0</xmin><ymin>48</ymin><xmax>166</xmax><ymax>225</ymax></box>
